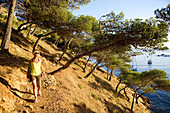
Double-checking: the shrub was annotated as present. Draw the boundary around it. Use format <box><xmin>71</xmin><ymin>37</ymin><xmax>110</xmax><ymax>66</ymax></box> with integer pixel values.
<box><xmin>78</xmin><ymin>84</ymin><xmax>82</xmax><ymax>89</ymax></box>
<box><xmin>91</xmin><ymin>93</ymin><xmax>101</xmax><ymax>100</ymax></box>
<box><xmin>113</xmin><ymin>109</ymin><xmax>122</xmax><ymax>113</ymax></box>
<box><xmin>4</xmin><ymin>15</ymin><xmax>8</xmax><ymax>20</ymax></box>
<box><xmin>0</xmin><ymin>14</ymin><xmax>3</xmax><ymax>18</ymax></box>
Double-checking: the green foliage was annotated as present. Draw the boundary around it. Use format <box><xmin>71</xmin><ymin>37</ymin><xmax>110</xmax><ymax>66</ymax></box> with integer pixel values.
<box><xmin>27</xmin><ymin>36</ymin><xmax>35</xmax><ymax>43</ymax></box>
<box><xmin>4</xmin><ymin>15</ymin><xmax>8</xmax><ymax>20</ymax></box>
<box><xmin>102</xmin><ymin>49</ymin><xmax>132</xmax><ymax>78</ymax></box>
<box><xmin>17</xmin><ymin>0</ymin><xmax>92</xmax><ymax>31</ymax></box>
<box><xmin>67</xmin><ymin>0</ymin><xmax>91</xmax><ymax>9</ymax></box>
<box><xmin>78</xmin><ymin>84</ymin><xmax>82</xmax><ymax>89</ymax></box>
<box><xmin>0</xmin><ymin>14</ymin><xmax>3</xmax><ymax>18</ymax></box>
<box><xmin>43</xmin><ymin>37</ymin><xmax>56</xmax><ymax>43</ymax></box>
<box><xmin>98</xmin><ymin>12</ymin><xmax>169</xmax><ymax>52</ymax></box>
<box><xmin>118</xmin><ymin>68</ymin><xmax>170</xmax><ymax>112</ymax></box>
<box><xmin>91</xmin><ymin>93</ymin><xmax>101</xmax><ymax>100</ymax></box>
<box><xmin>17</xmin><ymin>0</ymin><xmax>73</xmax><ymax>33</ymax></box>
<box><xmin>120</xmin><ymin>69</ymin><xmax>169</xmax><ymax>93</ymax></box>
<box><xmin>153</xmin><ymin>79</ymin><xmax>170</xmax><ymax>91</ymax></box>
<box><xmin>113</xmin><ymin>109</ymin><xmax>122</xmax><ymax>113</ymax></box>
<box><xmin>69</xmin><ymin>17</ymin><xmax>99</xmax><ymax>54</ymax></box>
<box><xmin>154</xmin><ymin>4</ymin><xmax>170</xmax><ymax>25</ymax></box>
<box><xmin>71</xmin><ymin>15</ymin><xmax>97</xmax><ymax>33</ymax></box>
<box><xmin>51</xmin><ymin>33</ymin><xmax>59</xmax><ymax>39</ymax></box>
<box><xmin>12</xmin><ymin>16</ymin><xmax>20</xmax><ymax>27</ymax></box>
<box><xmin>35</xmin><ymin>29</ymin><xmax>42</xmax><ymax>34</ymax></box>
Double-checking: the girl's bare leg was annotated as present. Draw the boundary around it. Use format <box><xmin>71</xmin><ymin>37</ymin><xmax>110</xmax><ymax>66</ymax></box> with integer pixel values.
<box><xmin>37</xmin><ymin>80</ymin><xmax>41</xmax><ymax>96</ymax></box>
<box><xmin>32</xmin><ymin>80</ymin><xmax>37</xmax><ymax>102</ymax></box>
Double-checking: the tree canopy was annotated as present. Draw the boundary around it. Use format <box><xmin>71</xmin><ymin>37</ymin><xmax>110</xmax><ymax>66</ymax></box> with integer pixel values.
<box><xmin>154</xmin><ymin>4</ymin><xmax>170</xmax><ymax>25</ymax></box>
<box><xmin>118</xmin><ymin>69</ymin><xmax>170</xmax><ymax>112</ymax></box>
<box><xmin>49</xmin><ymin>11</ymin><xmax>169</xmax><ymax>74</ymax></box>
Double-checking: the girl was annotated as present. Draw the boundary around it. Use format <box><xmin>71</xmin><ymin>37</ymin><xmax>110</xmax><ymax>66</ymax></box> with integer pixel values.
<box><xmin>27</xmin><ymin>50</ymin><xmax>44</xmax><ymax>103</ymax></box>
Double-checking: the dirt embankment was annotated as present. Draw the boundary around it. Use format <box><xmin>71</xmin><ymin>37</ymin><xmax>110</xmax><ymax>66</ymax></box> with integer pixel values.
<box><xmin>0</xmin><ymin>27</ymin><xmax>151</xmax><ymax>113</ymax></box>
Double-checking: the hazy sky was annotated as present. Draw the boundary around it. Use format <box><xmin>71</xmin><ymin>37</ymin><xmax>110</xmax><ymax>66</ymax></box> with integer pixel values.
<box><xmin>73</xmin><ymin>0</ymin><xmax>170</xmax><ymax>47</ymax></box>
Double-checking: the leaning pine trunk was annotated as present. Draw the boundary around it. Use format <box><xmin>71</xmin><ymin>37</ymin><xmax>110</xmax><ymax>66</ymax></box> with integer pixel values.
<box><xmin>117</xmin><ymin>86</ymin><xmax>128</xmax><ymax>98</ymax></box>
<box><xmin>17</xmin><ymin>21</ymin><xmax>32</xmax><ymax>32</ymax></box>
<box><xmin>32</xmin><ymin>36</ymin><xmax>43</xmax><ymax>52</ymax></box>
<box><xmin>136</xmin><ymin>92</ymin><xmax>148</xmax><ymax>104</ymax></box>
<box><xmin>115</xmin><ymin>80</ymin><xmax>121</xmax><ymax>92</ymax></box>
<box><xmin>57</xmin><ymin>42</ymin><xmax>67</xmax><ymax>61</ymax></box>
<box><xmin>107</xmin><ymin>68</ymin><xmax>109</xmax><ymax>79</ymax></box>
<box><xmin>32</xmin><ymin>31</ymin><xmax>56</xmax><ymax>52</ymax></box>
<box><xmin>27</xmin><ymin>24</ymin><xmax>32</xmax><ymax>38</ymax></box>
<box><xmin>1</xmin><ymin>0</ymin><xmax>16</xmax><ymax>53</ymax></box>
<box><xmin>48</xmin><ymin>42</ymin><xmax>115</xmax><ymax>75</ymax></box>
<box><xmin>108</xmin><ymin>69</ymin><xmax>113</xmax><ymax>81</ymax></box>
<box><xmin>130</xmin><ymin>91</ymin><xmax>137</xmax><ymax>113</ymax></box>
<box><xmin>124</xmin><ymin>87</ymin><xmax>130</xmax><ymax>102</ymax></box>
<box><xmin>84</xmin><ymin>54</ymin><xmax>106</xmax><ymax>78</ymax></box>
<box><xmin>83</xmin><ymin>54</ymin><xmax>92</xmax><ymax>72</ymax></box>
<box><xmin>84</xmin><ymin>61</ymin><xmax>100</xmax><ymax>78</ymax></box>
<box><xmin>31</xmin><ymin>25</ymin><xmax>37</xmax><ymax>35</ymax></box>
<box><xmin>54</xmin><ymin>37</ymin><xmax>60</xmax><ymax>46</ymax></box>
<box><xmin>58</xmin><ymin>33</ymin><xmax>78</xmax><ymax>62</ymax></box>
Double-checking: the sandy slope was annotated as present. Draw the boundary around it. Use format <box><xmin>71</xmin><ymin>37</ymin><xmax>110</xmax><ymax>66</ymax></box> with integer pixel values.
<box><xmin>0</xmin><ymin>28</ymin><xmax>151</xmax><ymax>113</ymax></box>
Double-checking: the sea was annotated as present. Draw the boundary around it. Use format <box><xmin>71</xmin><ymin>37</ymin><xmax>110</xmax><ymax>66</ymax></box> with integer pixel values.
<box><xmin>130</xmin><ymin>49</ymin><xmax>170</xmax><ymax>113</ymax></box>
<box><xmin>89</xmin><ymin>49</ymin><xmax>170</xmax><ymax>113</ymax></box>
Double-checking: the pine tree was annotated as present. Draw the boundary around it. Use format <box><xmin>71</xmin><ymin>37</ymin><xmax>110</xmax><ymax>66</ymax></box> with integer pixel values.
<box><xmin>49</xmin><ymin>11</ymin><xmax>169</xmax><ymax>75</ymax></box>
<box><xmin>0</xmin><ymin>0</ymin><xmax>16</xmax><ymax>53</ymax></box>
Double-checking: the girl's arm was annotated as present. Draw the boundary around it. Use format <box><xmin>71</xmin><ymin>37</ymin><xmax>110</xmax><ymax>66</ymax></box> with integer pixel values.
<box><xmin>40</xmin><ymin>60</ymin><xmax>45</xmax><ymax>77</ymax></box>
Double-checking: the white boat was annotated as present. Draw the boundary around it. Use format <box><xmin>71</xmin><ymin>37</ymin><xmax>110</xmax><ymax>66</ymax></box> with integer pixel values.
<box><xmin>131</xmin><ymin>58</ymin><xmax>138</xmax><ymax>71</ymax></box>
<box><xmin>148</xmin><ymin>60</ymin><xmax>152</xmax><ymax>64</ymax></box>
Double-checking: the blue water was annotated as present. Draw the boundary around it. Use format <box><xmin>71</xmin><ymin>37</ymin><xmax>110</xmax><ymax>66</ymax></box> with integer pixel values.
<box><xmin>132</xmin><ymin>50</ymin><xmax>170</xmax><ymax>80</ymax></box>
<box><xmin>89</xmin><ymin>50</ymin><xmax>170</xmax><ymax>113</ymax></box>
<box><xmin>132</xmin><ymin>50</ymin><xmax>170</xmax><ymax>113</ymax></box>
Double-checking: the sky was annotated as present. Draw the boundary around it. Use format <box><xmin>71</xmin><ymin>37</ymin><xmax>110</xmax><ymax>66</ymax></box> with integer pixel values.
<box><xmin>73</xmin><ymin>0</ymin><xmax>170</xmax><ymax>47</ymax></box>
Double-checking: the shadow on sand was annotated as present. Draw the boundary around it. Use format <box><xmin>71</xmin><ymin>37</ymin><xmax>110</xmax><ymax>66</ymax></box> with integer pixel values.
<box><xmin>0</xmin><ymin>76</ymin><xmax>34</xmax><ymax>103</ymax></box>
<box><xmin>73</xmin><ymin>103</ymin><xmax>95</xmax><ymax>113</ymax></box>
<box><xmin>103</xmin><ymin>99</ymin><xmax>132</xmax><ymax>113</ymax></box>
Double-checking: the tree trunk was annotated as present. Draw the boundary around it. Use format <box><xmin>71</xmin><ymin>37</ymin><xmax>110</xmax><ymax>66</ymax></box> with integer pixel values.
<box><xmin>130</xmin><ymin>91</ymin><xmax>137</xmax><ymax>113</ymax></box>
<box><xmin>136</xmin><ymin>92</ymin><xmax>148</xmax><ymax>104</ymax></box>
<box><xmin>27</xmin><ymin>24</ymin><xmax>32</xmax><ymax>38</ymax></box>
<box><xmin>84</xmin><ymin>61</ymin><xmax>100</xmax><ymax>78</ymax></box>
<box><xmin>57</xmin><ymin>42</ymin><xmax>67</xmax><ymax>61</ymax></box>
<box><xmin>17</xmin><ymin>21</ymin><xmax>32</xmax><ymax>32</ymax></box>
<box><xmin>109</xmin><ymin>69</ymin><xmax>118</xmax><ymax>81</ymax></box>
<box><xmin>85</xmin><ymin>54</ymin><xmax>106</xmax><ymax>78</ymax></box>
<box><xmin>108</xmin><ymin>69</ymin><xmax>113</xmax><ymax>81</ymax></box>
<box><xmin>31</xmin><ymin>25</ymin><xmax>37</xmax><ymax>35</ymax></box>
<box><xmin>1</xmin><ymin>0</ymin><xmax>16</xmax><ymax>53</ymax></box>
<box><xmin>107</xmin><ymin>68</ymin><xmax>109</xmax><ymax>79</ymax></box>
<box><xmin>83</xmin><ymin>54</ymin><xmax>92</xmax><ymax>72</ymax></box>
<box><xmin>48</xmin><ymin>42</ymin><xmax>115</xmax><ymax>75</ymax></box>
<box><xmin>124</xmin><ymin>87</ymin><xmax>130</xmax><ymax>102</ymax></box>
<box><xmin>117</xmin><ymin>86</ymin><xmax>128</xmax><ymax>98</ymax></box>
<box><xmin>32</xmin><ymin>31</ymin><xmax>56</xmax><ymax>52</ymax></box>
<box><xmin>32</xmin><ymin>36</ymin><xmax>42</xmax><ymax>52</ymax></box>
<box><xmin>115</xmin><ymin>80</ymin><xmax>121</xmax><ymax>92</ymax></box>
<box><xmin>58</xmin><ymin>33</ymin><xmax>78</xmax><ymax>62</ymax></box>
<box><xmin>54</xmin><ymin>37</ymin><xmax>60</xmax><ymax>46</ymax></box>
